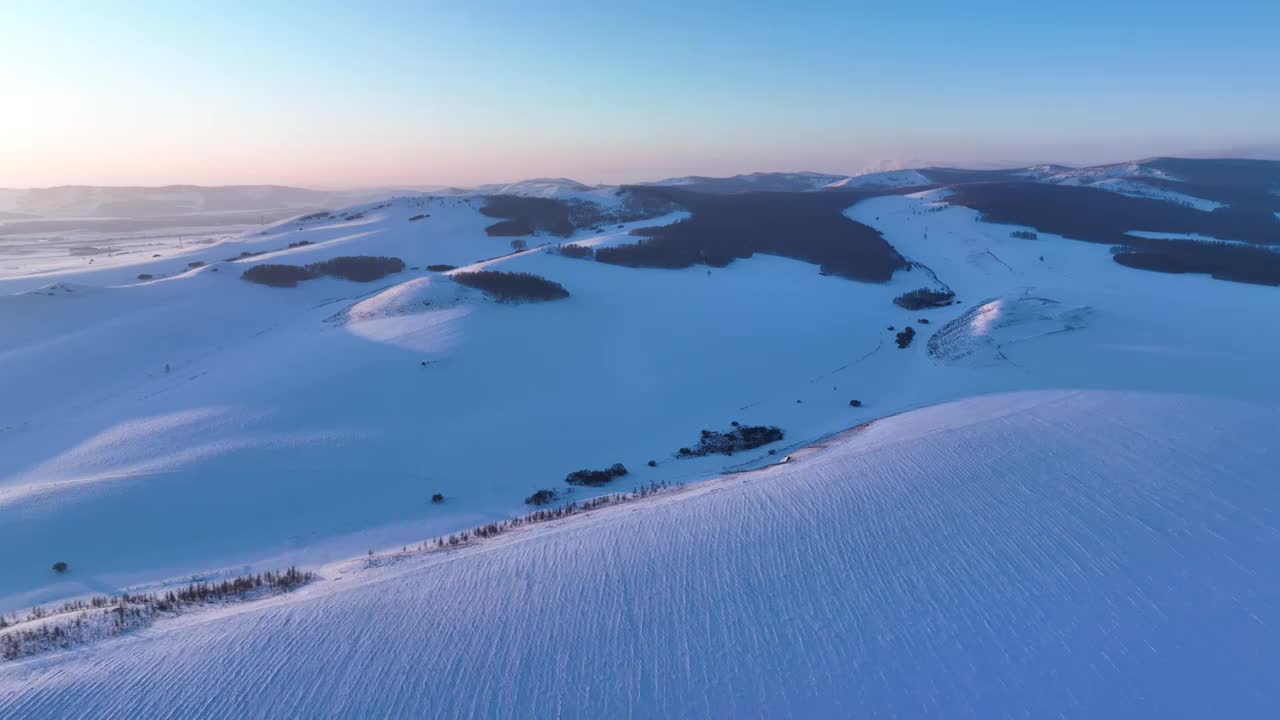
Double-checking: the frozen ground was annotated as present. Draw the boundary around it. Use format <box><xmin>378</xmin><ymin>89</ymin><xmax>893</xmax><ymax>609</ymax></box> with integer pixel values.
<box><xmin>3</xmin><ymin>389</ymin><xmax>1278</xmax><ymax>718</ymax></box>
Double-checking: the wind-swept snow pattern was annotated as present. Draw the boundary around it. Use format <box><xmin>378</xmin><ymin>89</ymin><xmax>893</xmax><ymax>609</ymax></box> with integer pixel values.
<box><xmin>927</xmin><ymin>293</ymin><xmax>1090</xmax><ymax>365</ymax></box>
<box><xmin>3</xmin><ymin>391</ymin><xmax>1279</xmax><ymax>718</ymax></box>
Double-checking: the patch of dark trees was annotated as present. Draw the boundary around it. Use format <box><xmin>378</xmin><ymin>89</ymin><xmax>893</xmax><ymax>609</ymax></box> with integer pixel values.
<box><xmin>1140</xmin><ymin>158</ymin><xmax>1280</xmax><ymax>193</ymax></box>
<box><xmin>481</xmin><ymin>196</ymin><xmax>575</xmax><ymax>237</ymax></box>
<box><xmin>1010</xmin><ymin>230</ymin><xmax>1038</xmax><ymax>240</ymax></box>
<box><xmin>525</xmin><ymin>489</ymin><xmax>560</xmax><ymax>506</ymax></box>
<box><xmin>554</xmin><ymin>243</ymin><xmax>594</xmax><ymax>259</ymax></box>
<box><xmin>241</xmin><ymin>255</ymin><xmax>406</xmax><ymax>287</ymax></box>
<box><xmin>1112</xmin><ymin>241</ymin><xmax>1280</xmax><ymax>285</ymax></box>
<box><xmin>593</xmin><ymin>187</ymin><xmax>909</xmax><ymax>282</ymax></box>
<box><xmin>894</xmin><ymin>287</ymin><xmax>955</xmax><ymax>310</ymax></box>
<box><xmin>565</xmin><ymin>463</ymin><xmax>628</xmax><ymax>487</ymax></box>
<box><xmin>426</xmin><ymin>264</ymin><xmax>457</xmax><ymax>272</ymax></box>
<box><xmin>947</xmin><ymin>182</ymin><xmax>1280</xmax><ymax>285</ymax></box>
<box><xmin>452</xmin><ymin>270</ymin><xmax>570</xmax><ymax>302</ymax></box>
<box><xmin>409</xmin><ymin>214</ymin><xmax>428</xmax><ymax>221</ymax></box>
<box><xmin>677</xmin><ymin>424</ymin><xmax>783</xmax><ymax>458</ymax></box>
<box><xmin>479</xmin><ymin>190</ymin><xmax>679</xmax><ymax>239</ymax></box>
<box><xmin>896</xmin><ymin>326</ymin><xmax>916</xmax><ymax>349</ymax></box>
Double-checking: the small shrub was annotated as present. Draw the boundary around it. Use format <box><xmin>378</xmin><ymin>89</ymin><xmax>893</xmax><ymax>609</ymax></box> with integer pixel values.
<box><xmin>409</xmin><ymin>214</ymin><xmax>428</xmax><ymax>222</ymax></box>
<box><xmin>565</xmin><ymin>463</ymin><xmax>629</xmax><ymax>487</ymax></box>
<box><xmin>918</xmin><ymin>318</ymin><xmax>930</xmax><ymax>324</ymax></box>
<box><xmin>51</xmin><ymin>561</ymin><xmax>68</xmax><ymax>574</ymax></box>
<box><xmin>431</xmin><ymin>493</ymin><xmax>445</xmax><ymax>504</ymax></box>
<box><xmin>136</xmin><ymin>273</ymin><xmax>153</xmax><ymax>280</ymax></box>
<box><xmin>849</xmin><ymin>399</ymin><xmax>862</xmax><ymax>407</ymax></box>
<box><xmin>453</xmin><ymin>270</ymin><xmax>570</xmax><ymax>302</ymax></box>
<box><xmin>895</xmin><ymin>326</ymin><xmax>916</xmax><ymax>349</ymax></box>
<box><xmin>511</xmin><ymin>239</ymin><xmax>528</xmax><ymax>251</ymax></box>
<box><xmin>647</xmin><ymin>460</ymin><xmax>657</xmax><ymax>467</ymax></box>
<box><xmin>187</xmin><ymin>261</ymin><xmax>205</xmax><ymax>269</ymax></box>
<box><xmin>525</xmin><ymin>489</ymin><xmax>559</xmax><ymax>506</ymax></box>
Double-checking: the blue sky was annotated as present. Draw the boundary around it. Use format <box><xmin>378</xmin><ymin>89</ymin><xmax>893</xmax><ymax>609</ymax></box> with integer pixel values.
<box><xmin>1</xmin><ymin>1</ymin><xmax>1277</xmax><ymax>187</ymax></box>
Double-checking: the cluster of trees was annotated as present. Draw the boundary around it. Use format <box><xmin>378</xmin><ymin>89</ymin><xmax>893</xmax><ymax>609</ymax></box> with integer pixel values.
<box><xmin>555</xmin><ymin>243</ymin><xmax>594</xmax><ymax>259</ymax></box>
<box><xmin>308</xmin><ymin>256</ymin><xmax>406</xmax><ymax>282</ymax></box>
<box><xmin>677</xmin><ymin>423</ymin><xmax>784</xmax><ymax>457</ymax></box>
<box><xmin>1010</xmin><ymin>230</ymin><xmax>1039</xmax><ymax>240</ymax></box>
<box><xmin>1112</xmin><ymin>240</ymin><xmax>1280</xmax><ymax>286</ymax></box>
<box><xmin>452</xmin><ymin>270</ymin><xmax>570</xmax><ymax>302</ymax></box>
<box><xmin>1</xmin><ymin>567</ymin><xmax>313</xmax><ymax>662</ymax></box>
<box><xmin>242</xmin><ymin>256</ymin><xmax>406</xmax><ymax>287</ymax></box>
<box><xmin>592</xmin><ymin>187</ymin><xmax>909</xmax><ymax>282</ymax></box>
<box><xmin>564</xmin><ymin>463</ymin><xmax>629</xmax><ymax>487</ymax></box>
<box><xmin>524</xmin><ymin>488</ymin><xmax>559</xmax><ymax>505</ymax></box>
<box><xmin>417</xmin><ymin>482</ymin><xmax>674</xmax><ymax>553</ymax></box>
<box><xmin>948</xmin><ymin>181</ymin><xmax>1280</xmax><ymax>285</ymax></box>
<box><xmin>893</xmin><ymin>287</ymin><xmax>955</xmax><ymax>310</ymax></box>
<box><xmin>480</xmin><ymin>196</ymin><xmax>575</xmax><ymax>237</ymax></box>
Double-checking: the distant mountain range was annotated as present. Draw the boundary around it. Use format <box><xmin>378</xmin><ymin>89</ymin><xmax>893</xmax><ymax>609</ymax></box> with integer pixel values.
<box><xmin>2</xmin><ymin>158</ymin><xmax>1269</xmax><ymax>222</ymax></box>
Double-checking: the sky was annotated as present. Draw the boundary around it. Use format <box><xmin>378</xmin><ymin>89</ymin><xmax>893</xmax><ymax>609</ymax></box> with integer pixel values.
<box><xmin>1</xmin><ymin>0</ymin><xmax>1277</xmax><ymax>189</ymax></box>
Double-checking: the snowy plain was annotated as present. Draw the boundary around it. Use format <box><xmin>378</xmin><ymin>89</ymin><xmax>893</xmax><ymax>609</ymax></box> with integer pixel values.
<box><xmin>2</xmin><ymin>177</ymin><xmax>1279</xmax><ymax>716</ymax></box>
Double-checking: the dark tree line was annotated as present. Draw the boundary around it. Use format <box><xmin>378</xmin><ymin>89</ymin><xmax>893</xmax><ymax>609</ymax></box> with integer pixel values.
<box><xmin>242</xmin><ymin>256</ymin><xmax>406</xmax><ymax>287</ymax></box>
<box><xmin>452</xmin><ymin>270</ymin><xmax>570</xmax><ymax>302</ymax></box>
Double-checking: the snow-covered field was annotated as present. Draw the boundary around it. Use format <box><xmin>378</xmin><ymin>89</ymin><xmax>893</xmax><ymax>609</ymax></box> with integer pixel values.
<box><xmin>2</xmin><ymin>178</ymin><xmax>1278</xmax><ymax>715</ymax></box>
<box><xmin>3</xmin><ymin>389</ymin><xmax>1278</xmax><ymax>718</ymax></box>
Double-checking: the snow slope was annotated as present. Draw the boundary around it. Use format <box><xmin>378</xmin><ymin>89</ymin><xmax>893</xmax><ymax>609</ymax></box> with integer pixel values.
<box><xmin>1085</xmin><ymin>178</ymin><xmax>1226</xmax><ymax>211</ymax></box>
<box><xmin>4</xmin><ymin>182</ymin><xmax>1279</xmax><ymax>619</ymax></box>
<box><xmin>3</xmin><ymin>389</ymin><xmax>1278</xmax><ymax>718</ymax></box>
<box><xmin>824</xmin><ymin>168</ymin><xmax>932</xmax><ymax>189</ymax></box>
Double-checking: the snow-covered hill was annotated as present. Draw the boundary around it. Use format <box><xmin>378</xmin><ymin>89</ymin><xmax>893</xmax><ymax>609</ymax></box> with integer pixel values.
<box><xmin>4</xmin><ymin>389</ymin><xmax>1279</xmax><ymax>718</ymax></box>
